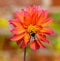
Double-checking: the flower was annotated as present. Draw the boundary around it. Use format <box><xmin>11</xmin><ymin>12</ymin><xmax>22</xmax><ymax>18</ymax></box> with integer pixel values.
<box><xmin>9</xmin><ymin>6</ymin><xmax>54</xmax><ymax>50</ymax></box>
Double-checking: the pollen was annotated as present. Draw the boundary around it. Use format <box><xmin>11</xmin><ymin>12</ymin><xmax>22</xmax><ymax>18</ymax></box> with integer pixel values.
<box><xmin>27</xmin><ymin>25</ymin><xmax>37</xmax><ymax>34</ymax></box>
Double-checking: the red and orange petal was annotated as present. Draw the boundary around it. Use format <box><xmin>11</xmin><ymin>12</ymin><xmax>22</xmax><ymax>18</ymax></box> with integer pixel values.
<box><xmin>37</xmin><ymin>27</ymin><xmax>54</xmax><ymax>35</ymax></box>
<box><xmin>24</xmin><ymin>32</ymin><xmax>30</xmax><ymax>44</ymax></box>
<box><xmin>40</xmin><ymin>28</ymin><xmax>54</xmax><ymax>35</ymax></box>
<box><xmin>41</xmin><ymin>18</ymin><xmax>53</xmax><ymax>26</ymax></box>
<box><xmin>30</xmin><ymin>41</ymin><xmax>40</xmax><ymax>50</ymax></box>
<box><xmin>23</xmin><ymin>11</ymin><xmax>31</xmax><ymax>26</ymax></box>
<box><xmin>9</xmin><ymin>19</ymin><xmax>22</xmax><ymax>27</ymax></box>
<box><xmin>30</xmin><ymin>39</ymin><xmax>45</xmax><ymax>50</ymax></box>
<box><xmin>26</xmin><ymin>6</ymin><xmax>33</xmax><ymax>16</ymax></box>
<box><xmin>20</xmin><ymin>41</ymin><xmax>28</xmax><ymax>48</ymax></box>
<box><xmin>31</xmin><ymin>11</ymin><xmax>38</xmax><ymax>25</ymax></box>
<box><xmin>14</xmin><ymin>11</ymin><xmax>24</xmax><ymax>23</ymax></box>
<box><xmin>36</xmin><ymin>10</ymin><xmax>48</xmax><ymax>26</ymax></box>
<box><xmin>15</xmin><ymin>10</ymin><xmax>31</xmax><ymax>27</ymax></box>
<box><xmin>16</xmin><ymin>39</ymin><xmax>23</xmax><ymax>45</ymax></box>
<box><xmin>11</xmin><ymin>27</ymin><xmax>25</xmax><ymax>34</ymax></box>
<box><xmin>36</xmin><ymin>33</ymin><xmax>49</xmax><ymax>44</ymax></box>
<box><xmin>36</xmin><ymin>39</ymin><xmax>46</xmax><ymax>48</ymax></box>
<box><xmin>20</xmin><ymin>32</ymin><xmax>30</xmax><ymax>48</ymax></box>
<box><xmin>11</xmin><ymin>33</ymin><xmax>24</xmax><ymax>41</ymax></box>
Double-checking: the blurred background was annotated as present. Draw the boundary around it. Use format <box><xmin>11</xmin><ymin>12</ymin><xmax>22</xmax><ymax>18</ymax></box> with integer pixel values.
<box><xmin>0</xmin><ymin>0</ymin><xmax>60</xmax><ymax>61</ymax></box>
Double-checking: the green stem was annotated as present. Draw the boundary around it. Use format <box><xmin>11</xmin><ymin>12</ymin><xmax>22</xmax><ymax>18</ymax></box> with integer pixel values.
<box><xmin>24</xmin><ymin>48</ymin><xmax>26</xmax><ymax>61</ymax></box>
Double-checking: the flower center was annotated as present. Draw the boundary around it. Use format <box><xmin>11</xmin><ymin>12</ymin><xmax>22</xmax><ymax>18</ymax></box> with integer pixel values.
<box><xmin>31</xmin><ymin>32</ymin><xmax>35</xmax><ymax>37</ymax></box>
<box><xmin>27</xmin><ymin>25</ymin><xmax>37</xmax><ymax>37</ymax></box>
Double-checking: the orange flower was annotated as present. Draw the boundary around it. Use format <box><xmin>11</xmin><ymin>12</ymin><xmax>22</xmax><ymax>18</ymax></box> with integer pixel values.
<box><xmin>9</xmin><ymin>6</ymin><xmax>54</xmax><ymax>50</ymax></box>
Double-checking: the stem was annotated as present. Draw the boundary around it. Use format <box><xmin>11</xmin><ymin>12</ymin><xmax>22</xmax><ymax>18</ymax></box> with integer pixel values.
<box><xmin>24</xmin><ymin>48</ymin><xmax>26</xmax><ymax>61</ymax></box>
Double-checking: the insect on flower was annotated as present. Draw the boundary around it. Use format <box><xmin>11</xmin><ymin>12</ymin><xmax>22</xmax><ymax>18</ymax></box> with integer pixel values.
<box><xmin>9</xmin><ymin>5</ymin><xmax>54</xmax><ymax>50</ymax></box>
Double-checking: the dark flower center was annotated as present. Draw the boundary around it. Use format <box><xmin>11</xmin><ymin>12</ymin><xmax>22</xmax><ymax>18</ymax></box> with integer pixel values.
<box><xmin>31</xmin><ymin>33</ymin><xmax>35</xmax><ymax>37</ymax></box>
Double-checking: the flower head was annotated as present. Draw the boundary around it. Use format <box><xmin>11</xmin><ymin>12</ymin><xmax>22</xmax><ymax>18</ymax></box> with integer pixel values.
<box><xmin>9</xmin><ymin>6</ymin><xmax>54</xmax><ymax>50</ymax></box>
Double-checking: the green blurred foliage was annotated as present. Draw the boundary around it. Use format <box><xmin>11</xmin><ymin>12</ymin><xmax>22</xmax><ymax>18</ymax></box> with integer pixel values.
<box><xmin>0</xmin><ymin>18</ymin><xmax>9</xmax><ymax>49</ymax></box>
<box><xmin>54</xmin><ymin>36</ymin><xmax>60</xmax><ymax>53</ymax></box>
<box><xmin>10</xmin><ymin>41</ymin><xmax>17</xmax><ymax>47</ymax></box>
<box><xmin>0</xmin><ymin>18</ymin><xmax>9</xmax><ymax>28</ymax></box>
<box><xmin>52</xmin><ymin>13</ymin><xmax>60</xmax><ymax>32</ymax></box>
<box><xmin>50</xmin><ymin>13</ymin><xmax>60</xmax><ymax>53</ymax></box>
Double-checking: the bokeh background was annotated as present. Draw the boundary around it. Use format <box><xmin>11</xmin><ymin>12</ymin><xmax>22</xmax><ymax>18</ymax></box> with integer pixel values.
<box><xmin>0</xmin><ymin>0</ymin><xmax>60</xmax><ymax>61</ymax></box>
